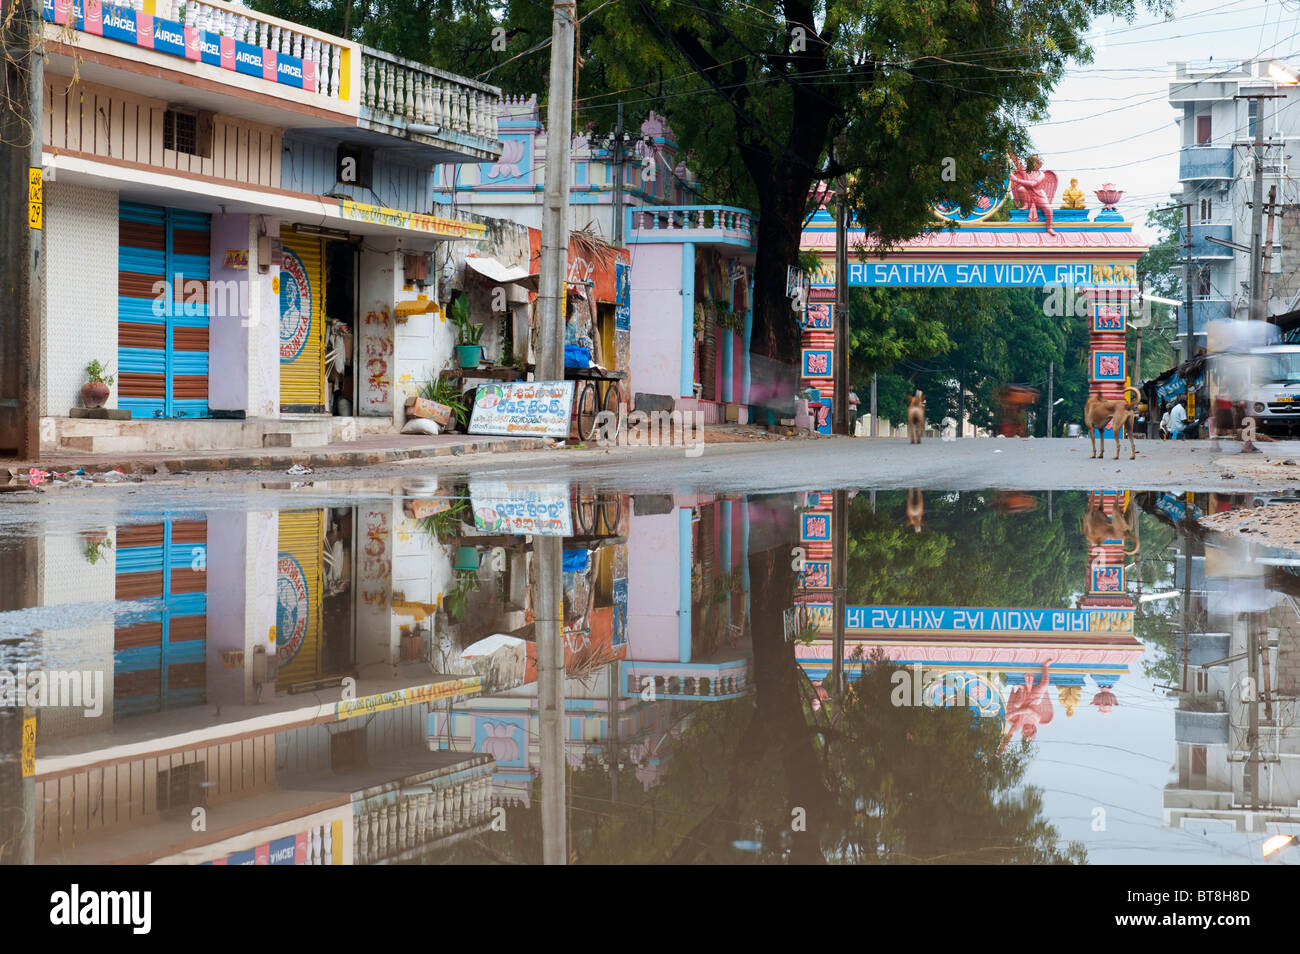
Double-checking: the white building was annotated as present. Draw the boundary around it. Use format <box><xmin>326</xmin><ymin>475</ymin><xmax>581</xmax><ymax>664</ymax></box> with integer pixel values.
<box><xmin>1168</xmin><ymin>58</ymin><xmax>1300</xmax><ymax>350</ymax></box>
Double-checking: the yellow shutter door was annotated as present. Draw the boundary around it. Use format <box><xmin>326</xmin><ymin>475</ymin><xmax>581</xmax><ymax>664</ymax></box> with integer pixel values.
<box><xmin>276</xmin><ymin>509</ymin><xmax>324</xmax><ymax>689</ymax></box>
<box><xmin>279</xmin><ymin>233</ymin><xmax>326</xmax><ymax>411</ymax></box>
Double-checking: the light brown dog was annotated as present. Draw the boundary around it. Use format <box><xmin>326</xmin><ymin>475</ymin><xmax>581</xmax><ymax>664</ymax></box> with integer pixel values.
<box><xmin>906</xmin><ymin>488</ymin><xmax>924</xmax><ymax>533</ymax></box>
<box><xmin>1083</xmin><ymin>492</ymin><xmax>1139</xmax><ymax>555</ymax></box>
<box><xmin>907</xmin><ymin>392</ymin><xmax>925</xmax><ymax>444</ymax></box>
<box><xmin>1084</xmin><ymin>388</ymin><xmax>1138</xmax><ymax>460</ymax></box>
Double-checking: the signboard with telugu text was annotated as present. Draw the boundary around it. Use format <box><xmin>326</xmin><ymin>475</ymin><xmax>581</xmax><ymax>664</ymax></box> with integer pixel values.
<box><xmin>469</xmin><ymin>480</ymin><xmax>573</xmax><ymax>537</ymax></box>
<box><xmin>468</xmin><ymin>380</ymin><xmax>574</xmax><ymax>438</ymax></box>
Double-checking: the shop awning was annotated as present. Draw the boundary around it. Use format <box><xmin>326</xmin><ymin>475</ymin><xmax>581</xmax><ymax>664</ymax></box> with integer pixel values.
<box><xmin>465</xmin><ymin>257</ymin><xmax>539</xmax><ymax>290</ymax></box>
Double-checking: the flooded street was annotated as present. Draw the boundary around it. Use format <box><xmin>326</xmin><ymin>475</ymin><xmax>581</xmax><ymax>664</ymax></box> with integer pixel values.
<box><xmin>2</xmin><ymin>483</ymin><xmax>1294</xmax><ymax>866</ymax></box>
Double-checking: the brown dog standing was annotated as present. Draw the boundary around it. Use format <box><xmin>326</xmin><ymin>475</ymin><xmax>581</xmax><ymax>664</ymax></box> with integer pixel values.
<box><xmin>907</xmin><ymin>392</ymin><xmax>925</xmax><ymax>444</ymax></box>
<box><xmin>1084</xmin><ymin>388</ymin><xmax>1138</xmax><ymax>460</ymax></box>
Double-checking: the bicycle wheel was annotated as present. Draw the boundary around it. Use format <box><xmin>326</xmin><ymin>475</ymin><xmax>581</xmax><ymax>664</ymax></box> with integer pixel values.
<box><xmin>600</xmin><ymin>379</ymin><xmax>622</xmax><ymax>417</ymax></box>
<box><xmin>576</xmin><ymin>381</ymin><xmax>599</xmax><ymax>441</ymax></box>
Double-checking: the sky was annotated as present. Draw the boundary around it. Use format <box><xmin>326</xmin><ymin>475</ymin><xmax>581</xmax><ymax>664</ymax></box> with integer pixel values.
<box><xmin>1033</xmin><ymin>0</ymin><xmax>1299</xmax><ymax>243</ymax></box>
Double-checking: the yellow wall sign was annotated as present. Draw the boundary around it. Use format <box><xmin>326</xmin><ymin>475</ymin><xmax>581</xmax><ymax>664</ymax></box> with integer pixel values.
<box><xmin>28</xmin><ymin>168</ymin><xmax>42</xmax><ymax>230</ymax></box>
<box><xmin>21</xmin><ymin>715</ymin><xmax>35</xmax><ymax>777</ymax></box>
<box><xmin>336</xmin><ymin>677</ymin><xmax>483</xmax><ymax>720</ymax></box>
<box><xmin>338</xmin><ymin>199</ymin><xmax>487</xmax><ymax>239</ymax></box>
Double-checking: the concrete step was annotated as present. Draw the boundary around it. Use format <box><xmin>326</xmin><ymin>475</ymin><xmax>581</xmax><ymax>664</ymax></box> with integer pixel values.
<box><xmin>59</xmin><ymin>435</ymin><xmax>151</xmax><ymax>453</ymax></box>
<box><xmin>262</xmin><ymin>430</ymin><xmax>328</xmax><ymax>448</ymax></box>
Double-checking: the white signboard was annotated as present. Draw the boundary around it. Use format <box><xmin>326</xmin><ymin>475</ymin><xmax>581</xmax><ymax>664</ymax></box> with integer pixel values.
<box><xmin>470</xmin><ymin>480</ymin><xmax>573</xmax><ymax>537</ymax></box>
<box><xmin>468</xmin><ymin>381</ymin><xmax>574</xmax><ymax>438</ymax></box>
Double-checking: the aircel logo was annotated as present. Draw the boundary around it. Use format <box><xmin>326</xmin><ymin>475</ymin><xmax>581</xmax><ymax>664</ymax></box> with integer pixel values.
<box><xmin>155</xmin><ymin>23</ymin><xmax>183</xmax><ymax>47</ymax></box>
<box><xmin>277</xmin><ymin>60</ymin><xmax>302</xmax><ymax>81</ymax></box>
<box><xmin>268</xmin><ymin>842</ymin><xmax>295</xmax><ymax>864</ymax></box>
<box><xmin>236</xmin><ymin>49</ymin><xmax>262</xmax><ymax>68</ymax></box>
<box><xmin>103</xmin><ymin>8</ymin><xmax>134</xmax><ymax>31</ymax></box>
<box><xmin>200</xmin><ymin>36</ymin><xmax>219</xmax><ymax>58</ymax></box>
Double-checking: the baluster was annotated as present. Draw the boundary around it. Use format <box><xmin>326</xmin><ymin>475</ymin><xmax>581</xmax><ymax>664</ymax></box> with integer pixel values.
<box><xmin>413</xmin><ymin>75</ymin><xmax>425</xmax><ymax>122</ymax></box>
<box><xmin>404</xmin><ymin>69</ymin><xmax>414</xmax><ymax>119</ymax></box>
<box><xmin>365</xmin><ymin>57</ymin><xmax>376</xmax><ymax>108</ymax></box>
<box><xmin>398</xmin><ymin>800</ymin><xmax>408</xmax><ymax>850</ymax></box>
<box><xmin>435</xmin><ymin>788</ymin><xmax>447</xmax><ymax>836</ymax></box>
<box><xmin>461</xmin><ymin>90</ymin><xmax>471</xmax><ymax>132</ymax></box>
<box><xmin>258</xmin><ymin>20</ymin><xmax>268</xmax><ymax>48</ymax></box>
<box><xmin>423</xmin><ymin>80</ymin><xmax>435</xmax><ymax>126</ymax></box>
<box><xmin>383</xmin><ymin>63</ymin><xmax>395</xmax><ymax>113</ymax></box>
<box><xmin>327</xmin><ymin>45</ymin><xmax>338</xmax><ymax>99</ymax></box>
<box><xmin>355</xmin><ymin>812</ymin><xmax>367</xmax><ymax>864</ymax></box>
<box><xmin>222</xmin><ymin>9</ymin><xmax>233</xmax><ymax>37</ymax></box>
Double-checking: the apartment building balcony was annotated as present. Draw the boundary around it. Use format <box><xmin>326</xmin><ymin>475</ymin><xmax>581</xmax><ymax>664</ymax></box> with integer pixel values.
<box><xmin>1178</xmin><ymin>298</ymin><xmax>1233</xmax><ymax>337</ymax></box>
<box><xmin>42</xmin><ymin>0</ymin><xmax>500</xmax><ymax>164</ymax></box>
<box><xmin>627</xmin><ymin>205</ymin><xmax>757</xmax><ymax>253</ymax></box>
<box><xmin>1180</xmin><ymin>145</ymin><xmax>1234</xmax><ymax>181</ymax></box>
<box><xmin>1180</xmin><ymin>223</ymin><xmax>1235</xmax><ymax>260</ymax></box>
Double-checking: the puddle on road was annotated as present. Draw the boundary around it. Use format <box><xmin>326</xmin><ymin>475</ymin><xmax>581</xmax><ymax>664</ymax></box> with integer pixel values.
<box><xmin>0</xmin><ymin>485</ymin><xmax>1296</xmax><ymax>865</ymax></box>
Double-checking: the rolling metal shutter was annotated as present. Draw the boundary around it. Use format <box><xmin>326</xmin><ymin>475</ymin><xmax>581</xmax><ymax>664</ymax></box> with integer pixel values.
<box><xmin>279</xmin><ymin>232</ymin><xmax>326</xmax><ymax>412</ymax></box>
<box><xmin>118</xmin><ymin>202</ymin><xmax>211</xmax><ymax>418</ymax></box>
<box><xmin>113</xmin><ymin>520</ymin><xmax>208</xmax><ymax>718</ymax></box>
<box><xmin>276</xmin><ymin>510</ymin><xmax>325</xmax><ymax>689</ymax></box>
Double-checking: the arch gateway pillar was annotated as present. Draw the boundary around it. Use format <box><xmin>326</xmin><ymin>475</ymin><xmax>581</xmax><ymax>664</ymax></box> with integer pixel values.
<box><xmin>799</xmin><ymin>168</ymin><xmax>1147</xmax><ymax>434</ymax></box>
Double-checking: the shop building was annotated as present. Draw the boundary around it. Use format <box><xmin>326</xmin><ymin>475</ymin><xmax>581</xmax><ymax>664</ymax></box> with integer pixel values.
<box><xmin>438</xmin><ymin>99</ymin><xmax>756</xmax><ymax>421</ymax></box>
<box><xmin>37</xmin><ymin>0</ymin><xmax>503</xmax><ymax>454</ymax></box>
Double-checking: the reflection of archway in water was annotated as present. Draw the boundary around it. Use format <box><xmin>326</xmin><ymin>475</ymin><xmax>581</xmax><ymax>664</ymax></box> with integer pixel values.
<box><xmin>794</xmin><ymin>489</ymin><xmax>1142</xmax><ymax>744</ymax></box>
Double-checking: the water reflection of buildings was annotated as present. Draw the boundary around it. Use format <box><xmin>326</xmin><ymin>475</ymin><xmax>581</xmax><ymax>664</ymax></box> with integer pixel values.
<box><xmin>20</xmin><ymin>500</ymin><xmax>499</xmax><ymax>864</ymax></box>
<box><xmin>435</xmin><ymin>491</ymin><xmax>754</xmax><ymax>805</ymax></box>
<box><xmin>9</xmin><ymin>487</ymin><xmax>756</xmax><ymax>859</ymax></box>
<box><xmin>794</xmin><ymin>490</ymin><xmax>1143</xmax><ymax>743</ymax></box>
<box><xmin>1161</xmin><ymin>492</ymin><xmax>1300</xmax><ymax>839</ymax></box>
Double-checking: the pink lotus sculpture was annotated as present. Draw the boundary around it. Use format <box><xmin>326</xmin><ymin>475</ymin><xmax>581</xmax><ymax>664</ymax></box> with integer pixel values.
<box><xmin>1093</xmin><ymin>183</ymin><xmax>1123</xmax><ymax>210</ymax></box>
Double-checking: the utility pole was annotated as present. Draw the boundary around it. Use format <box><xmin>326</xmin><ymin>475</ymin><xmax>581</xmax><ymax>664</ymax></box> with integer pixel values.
<box><xmin>1236</xmin><ymin>93</ymin><xmax>1284</xmax><ymax>323</ymax></box>
<box><xmin>833</xmin><ymin>168</ymin><xmax>849</xmax><ymax>435</ymax></box>
<box><xmin>830</xmin><ymin>490</ymin><xmax>847</xmax><ymax>701</ymax></box>
<box><xmin>957</xmin><ymin>366</ymin><xmax>966</xmax><ymax>438</ymax></box>
<box><xmin>1261</xmin><ymin>184</ymin><xmax>1278</xmax><ymax>304</ymax></box>
<box><xmin>536</xmin><ymin>0</ymin><xmax>577</xmax><ymax>381</ymax></box>
<box><xmin>0</xmin><ymin>0</ymin><xmax>44</xmax><ymax>460</ymax></box>
<box><xmin>869</xmin><ymin>372</ymin><xmax>877</xmax><ymax>437</ymax></box>
<box><xmin>1183</xmin><ymin>204</ymin><xmax>1195</xmax><ymax>363</ymax></box>
<box><xmin>1046</xmin><ymin>361</ymin><xmax>1054</xmax><ymax>438</ymax></box>
<box><xmin>611</xmin><ymin>99</ymin><xmax>625</xmax><ymax>247</ymax></box>
<box><xmin>534</xmin><ymin>535</ymin><xmax>567</xmax><ymax>864</ymax></box>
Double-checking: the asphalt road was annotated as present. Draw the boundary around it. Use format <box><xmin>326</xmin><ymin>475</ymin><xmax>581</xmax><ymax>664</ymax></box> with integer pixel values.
<box><xmin>402</xmin><ymin>433</ymin><xmax>1300</xmax><ymax>494</ymax></box>
<box><xmin>4</xmin><ymin>437</ymin><xmax>1300</xmax><ymax>531</ymax></box>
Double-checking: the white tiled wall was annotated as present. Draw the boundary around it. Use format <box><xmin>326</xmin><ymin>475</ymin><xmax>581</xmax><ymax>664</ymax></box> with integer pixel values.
<box><xmin>41</xmin><ymin>182</ymin><xmax>119</xmax><ymax>416</ymax></box>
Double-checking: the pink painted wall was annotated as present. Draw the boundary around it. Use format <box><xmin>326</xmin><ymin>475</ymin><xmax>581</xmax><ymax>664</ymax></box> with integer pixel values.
<box><xmin>629</xmin><ymin>243</ymin><xmax>684</xmax><ymax>403</ymax></box>
<box><xmin>209</xmin><ymin>213</ymin><xmax>251</xmax><ymax>413</ymax></box>
<box><xmin>627</xmin><ymin>511</ymin><xmax>680</xmax><ymax>661</ymax></box>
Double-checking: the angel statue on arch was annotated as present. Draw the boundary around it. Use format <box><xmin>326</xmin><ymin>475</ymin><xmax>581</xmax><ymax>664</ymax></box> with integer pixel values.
<box><xmin>1008</xmin><ymin>152</ymin><xmax>1058</xmax><ymax>235</ymax></box>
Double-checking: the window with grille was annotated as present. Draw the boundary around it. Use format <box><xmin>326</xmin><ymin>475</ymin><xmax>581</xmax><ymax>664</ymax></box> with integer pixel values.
<box><xmin>164</xmin><ymin>109</ymin><xmax>212</xmax><ymax>157</ymax></box>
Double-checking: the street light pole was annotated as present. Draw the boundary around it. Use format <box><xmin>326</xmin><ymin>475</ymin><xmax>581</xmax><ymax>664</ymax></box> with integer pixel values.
<box><xmin>536</xmin><ymin>0</ymin><xmax>577</xmax><ymax>381</ymax></box>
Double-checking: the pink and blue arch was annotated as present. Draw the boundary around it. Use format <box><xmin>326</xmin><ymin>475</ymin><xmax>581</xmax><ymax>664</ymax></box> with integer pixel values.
<box><xmin>799</xmin><ymin>195</ymin><xmax>1148</xmax><ymax>422</ymax></box>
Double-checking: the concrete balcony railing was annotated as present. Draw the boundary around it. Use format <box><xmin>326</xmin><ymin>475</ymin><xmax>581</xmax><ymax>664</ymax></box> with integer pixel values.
<box><xmin>360</xmin><ymin>47</ymin><xmax>501</xmax><ymax>149</ymax></box>
<box><xmin>353</xmin><ymin>759</ymin><xmax>495</xmax><ymax>865</ymax></box>
<box><xmin>45</xmin><ymin>0</ymin><xmax>357</xmax><ymax>108</ymax></box>
<box><xmin>1180</xmin><ymin>223</ymin><xmax>1235</xmax><ymax>260</ymax></box>
<box><xmin>1180</xmin><ymin>145</ymin><xmax>1234</xmax><ymax>181</ymax></box>
<box><xmin>627</xmin><ymin>204</ymin><xmax>756</xmax><ymax>250</ymax></box>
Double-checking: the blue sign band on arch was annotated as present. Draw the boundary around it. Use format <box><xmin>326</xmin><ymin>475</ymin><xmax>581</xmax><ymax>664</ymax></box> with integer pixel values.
<box><xmin>843</xmin><ymin>262</ymin><xmax>1137</xmax><ymax>287</ymax></box>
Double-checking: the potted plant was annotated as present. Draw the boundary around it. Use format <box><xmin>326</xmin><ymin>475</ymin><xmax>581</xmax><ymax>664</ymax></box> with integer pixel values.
<box><xmin>82</xmin><ymin>360</ymin><xmax>114</xmax><ymax>408</ymax></box>
<box><xmin>448</xmin><ymin>295</ymin><xmax>484</xmax><ymax>369</ymax></box>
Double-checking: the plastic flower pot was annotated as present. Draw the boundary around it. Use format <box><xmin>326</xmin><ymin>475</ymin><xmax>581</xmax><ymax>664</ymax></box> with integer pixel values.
<box><xmin>456</xmin><ymin>344</ymin><xmax>482</xmax><ymax>369</ymax></box>
<box><xmin>453</xmin><ymin>546</ymin><xmax>480</xmax><ymax>572</ymax></box>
